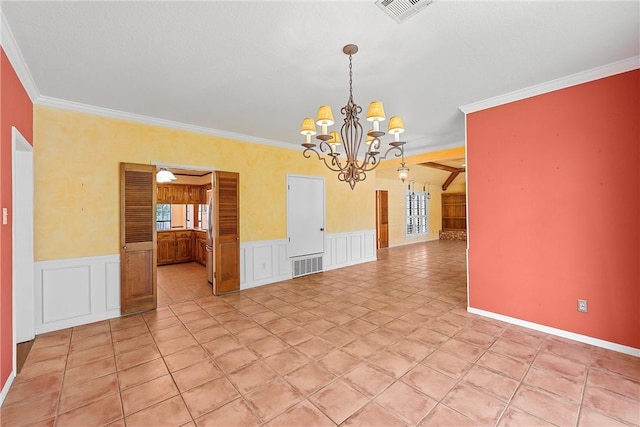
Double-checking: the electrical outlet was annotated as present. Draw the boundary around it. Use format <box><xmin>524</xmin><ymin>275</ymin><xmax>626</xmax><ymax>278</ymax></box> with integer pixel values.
<box><xmin>577</xmin><ymin>299</ymin><xmax>588</xmax><ymax>313</ymax></box>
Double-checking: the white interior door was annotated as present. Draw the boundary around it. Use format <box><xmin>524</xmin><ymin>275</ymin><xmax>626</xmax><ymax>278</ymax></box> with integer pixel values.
<box><xmin>287</xmin><ymin>175</ymin><xmax>325</xmax><ymax>257</ymax></box>
<box><xmin>12</xmin><ymin>127</ymin><xmax>34</xmax><ymax>344</ymax></box>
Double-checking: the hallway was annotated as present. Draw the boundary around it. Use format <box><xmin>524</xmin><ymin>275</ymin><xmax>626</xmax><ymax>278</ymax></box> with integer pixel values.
<box><xmin>1</xmin><ymin>241</ymin><xmax>637</xmax><ymax>426</ymax></box>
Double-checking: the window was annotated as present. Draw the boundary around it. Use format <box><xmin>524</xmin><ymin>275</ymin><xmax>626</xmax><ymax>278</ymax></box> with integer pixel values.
<box><xmin>185</xmin><ymin>205</ymin><xmax>193</xmax><ymax>229</ymax></box>
<box><xmin>406</xmin><ymin>190</ymin><xmax>429</xmax><ymax>237</ymax></box>
<box><xmin>197</xmin><ymin>203</ymin><xmax>209</xmax><ymax>230</ymax></box>
<box><xmin>156</xmin><ymin>204</ymin><xmax>171</xmax><ymax>230</ymax></box>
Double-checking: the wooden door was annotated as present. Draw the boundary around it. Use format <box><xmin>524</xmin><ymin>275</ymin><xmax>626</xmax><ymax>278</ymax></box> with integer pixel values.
<box><xmin>376</xmin><ymin>190</ymin><xmax>389</xmax><ymax>249</ymax></box>
<box><xmin>157</xmin><ymin>232</ymin><xmax>175</xmax><ymax>265</ymax></box>
<box><xmin>120</xmin><ymin>163</ymin><xmax>157</xmax><ymax>314</ymax></box>
<box><xmin>214</xmin><ymin>171</ymin><xmax>240</xmax><ymax>295</ymax></box>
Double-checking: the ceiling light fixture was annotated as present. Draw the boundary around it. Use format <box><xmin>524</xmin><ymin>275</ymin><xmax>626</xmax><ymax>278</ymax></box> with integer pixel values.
<box><xmin>423</xmin><ymin>182</ymin><xmax>431</xmax><ymax>199</ymax></box>
<box><xmin>300</xmin><ymin>44</ymin><xmax>408</xmax><ymax>190</ymax></box>
<box><xmin>156</xmin><ymin>168</ymin><xmax>177</xmax><ymax>183</ymax></box>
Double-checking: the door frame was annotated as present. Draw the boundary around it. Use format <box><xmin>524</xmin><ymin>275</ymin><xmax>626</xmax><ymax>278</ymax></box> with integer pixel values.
<box><xmin>12</xmin><ymin>127</ymin><xmax>34</xmax><ymax>373</ymax></box>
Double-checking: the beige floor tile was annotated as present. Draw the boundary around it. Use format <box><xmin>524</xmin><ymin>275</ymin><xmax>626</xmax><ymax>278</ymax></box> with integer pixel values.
<box><xmin>3</xmin><ymin>241</ymin><xmax>635</xmax><ymax>427</ymax></box>
<box><xmin>195</xmin><ymin>398</ymin><xmax>262</xmax><ymax>427</ymax></box>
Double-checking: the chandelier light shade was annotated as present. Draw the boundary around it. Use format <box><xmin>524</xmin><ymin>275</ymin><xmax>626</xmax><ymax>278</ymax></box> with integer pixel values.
<box><xmin>300</xmin><ymin>44</ymin><xmax>408</xmax><ymax>190</ymax></box>
<box><xmin>156</xmin><ymin>168</ymin><xmax>177</xmax><ymax>183</ymax></box>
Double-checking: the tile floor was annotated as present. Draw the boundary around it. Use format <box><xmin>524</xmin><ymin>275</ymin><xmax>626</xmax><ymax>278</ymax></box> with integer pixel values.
<box><xmin>1</xmin><ymin>240</ymin><xmax>638</xmax><ymax>426</ymax></box>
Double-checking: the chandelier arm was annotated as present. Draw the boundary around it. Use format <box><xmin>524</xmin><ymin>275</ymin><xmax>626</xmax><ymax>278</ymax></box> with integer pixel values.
<box><xmin>380</xmin><ymin>144</ymin><xmax>405</xmax><ymax>160</ymax></box>
<box><xmin>304</xmin><ymin>145</ymin><xmax>352</xmax><ymax>173</ymax></box>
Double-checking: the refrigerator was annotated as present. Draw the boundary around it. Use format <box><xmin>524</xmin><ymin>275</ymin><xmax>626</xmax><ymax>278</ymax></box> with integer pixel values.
<box><xmin>206</xmin><ymin>189</ymin><xmax>214</xmax><ymax>284</ymax></box>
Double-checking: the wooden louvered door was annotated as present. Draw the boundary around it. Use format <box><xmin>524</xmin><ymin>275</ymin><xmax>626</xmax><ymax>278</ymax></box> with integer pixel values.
<box><xmin>376</xmin><ymin>190</ymin><xmax>389</xmax><ymax>249</ymax></box>
<box><xmin>120</xmin><ymin>163</ymin><xmax>157</xmax><ymax>314</ymax></box>
<box><xmin>213</xmin><ymin>171</ymin><xmax>240</xmax><ymax>295</ymax></box>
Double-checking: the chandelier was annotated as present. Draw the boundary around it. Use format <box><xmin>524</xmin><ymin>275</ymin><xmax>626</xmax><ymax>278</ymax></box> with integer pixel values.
<box><xmin>300</xmin><ymin>44</ymin><xmax>409</xmax><ymax>190</ymax></box>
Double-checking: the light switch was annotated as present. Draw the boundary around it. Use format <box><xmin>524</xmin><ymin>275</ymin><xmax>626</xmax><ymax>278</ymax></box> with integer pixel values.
<box><xmin>2</xmin><ymin>208</ymin><xmax>7</xmax><ymax>225</ymax></box>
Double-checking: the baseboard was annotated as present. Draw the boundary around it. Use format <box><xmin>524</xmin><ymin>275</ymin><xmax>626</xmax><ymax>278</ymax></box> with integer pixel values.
<box><xmin>35</xmin><ymin>310</ymin><xmax>121</xmax><ymax>335</ymax></box>
<box><xmin>388</xmin><ymin>236</ymin><xmax>440</xmax><ymax>248</ymax></box>
<box><xmin>0</xmin><ymin>371</ymin><xmax>16</xmax><ymax>407</ymax></box>
<box><xmin>468</xmin><ymin>306</ymin><xmax>640</xmax><ymax>357</ymax></box>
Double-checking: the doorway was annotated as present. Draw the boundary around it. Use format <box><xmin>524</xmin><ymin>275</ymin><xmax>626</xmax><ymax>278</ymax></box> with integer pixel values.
<box><xmin>12</xmin><ymin>127</ymin><xmax>34</xmax><ymax>372</ymax></box>
<box><xmin>376</xmin><ymin>190</ymin><xmax>389</xmax><ymax>249</ymax></box>
<box><xmin>154</xmin><ymin>166</ymin><xmax>214</xmax><ymax>305</ymax></box>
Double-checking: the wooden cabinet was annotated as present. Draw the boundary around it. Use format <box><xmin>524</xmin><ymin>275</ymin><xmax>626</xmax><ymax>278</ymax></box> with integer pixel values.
<box><xmin>157</xmin><ymin>230</ymin><xmax>195</xmax><ymax>265</ymax></box>
<box><xmin>157</xmin><ymin>232</ymin><xmax>176</xmax><ymax>265</ymax></box>
<box><xmin>171</xmin><ymin>185</ymin><xmax>189</xmax><ymax>204</ymax></box>
<box><xmin>194</xmin><ymin>231</ymin><xmax>207</xmax><ymax>265</ymax></box>
<box><xmin>156</xmin><ymin>184</ymin><xmax>209</xmax><ymax>204</ymax></box>
<box><xmin>175</xmin><ymin>231</ymin><xmax>193</xmax><ymax>263</ymax></box>
<box><xmin>441</xmin><ymin>193</ymin><xmax>467</xmax><ymax>231</ymax></box>
<box><xmin>157</xmin><ymin>185</ymin><xmax>172</xmax><ymax>203</ymax></box>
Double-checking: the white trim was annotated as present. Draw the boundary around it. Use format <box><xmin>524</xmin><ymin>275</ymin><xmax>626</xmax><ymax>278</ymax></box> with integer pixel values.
<box><xmin>460</xmin><ymin>56</ymin><xmax>640</xmax><ymax>114</ymax></box>
<box><xmin>0</xmin><ymin>12</ymin><xmax>39</xmax><ymax>102</ymax></box>
<box><xmin>388</xmin><ymin>236</ymin><xmax>439</xmax><ymax>249</ymax></box>
<box><xmin>468</xmin><ymin>307</ymin><xmax>640</xmax><ymax>358</ymax></box>
<box><xmin>11</xmin><ymin>127</ymin><xmax>34</xmax><ymax>379</ymax></box>
<box><xmin>37</xmin><ymin>95</ymin><xmax>298</xmax><ymax>151</ymax></box>
<box><xmin>0</xmin><ymin>372</ymin><xmax>15</xmax><ymax>406</ymax></box>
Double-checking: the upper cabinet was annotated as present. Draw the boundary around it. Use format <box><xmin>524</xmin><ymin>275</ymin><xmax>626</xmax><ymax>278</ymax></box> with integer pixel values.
<box><xmin>157</xmin><ymin>184</ymin><xmax>208</xmax><ymax>204</ymax></box>
<box><xmin>157</xmin><ymin>184</ymin><xmax>172</xmax><ymax>203</ymax></box>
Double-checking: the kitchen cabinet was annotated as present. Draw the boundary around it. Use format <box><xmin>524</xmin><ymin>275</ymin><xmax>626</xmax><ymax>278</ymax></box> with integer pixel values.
<box><xmin>157</xmin><ymin>185</ymin><xmax>172</xmax><ymax>204</ymax></box>
<box><xmin>157</xmin><ymin>230</ymin><xmax>195</xmax><ymax>265</ymax></box>
<box><xmin>171</xmin><ymin>185</ymin><xmax>189</xmax><ymax>204</ymax></box>
<box><xmin>194</xmin><ymin>231</ymin><xmax>207</xmax><ymax>265</ymax></box>
<box><xmin>157</xmin><ymin>232</ymin><xmax>176</xmax><ymax>265</ymax></box>
<box><xmin>157</xmin><ymin>184</ymin><xmax>209</xmax><ymax>205</ymax></box>
<box><xmin>175</xmin><ymin>231</ymin><xmax>193</xmax><ymax>262</ymax></box>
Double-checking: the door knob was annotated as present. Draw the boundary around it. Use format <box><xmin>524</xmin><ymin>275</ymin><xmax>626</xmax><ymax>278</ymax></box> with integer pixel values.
<box><xmin>122</xmin><ymin>246</ymin><xmax>127</xmax><ymax>250</ymax></box>
<box><xmin>320</xmin><ymin>228</ymin><xmax>324</xmax><ymax>231</ymax></box>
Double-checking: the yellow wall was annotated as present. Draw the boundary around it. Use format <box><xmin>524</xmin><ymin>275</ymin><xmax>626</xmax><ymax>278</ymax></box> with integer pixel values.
<box><xmin>33</xmin><ymin>106</ymin><xmax>375</xmax><ymax>261</ymax></box>
<box><xmin>375</xmin><ymin>178</ymin><xmax>442</xmax><ymax>247</ymax></box>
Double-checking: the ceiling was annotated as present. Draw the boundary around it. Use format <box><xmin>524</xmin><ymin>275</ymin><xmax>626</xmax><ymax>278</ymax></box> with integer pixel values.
<box><xmin>2</xmin><ymin>1</ymin><xmax>638</xmax><ymax>160</ymax></box>
<box><xmin>376</xmin><ymin>157</ymin><xmax>466</xmax><ymax>188</ymax></box>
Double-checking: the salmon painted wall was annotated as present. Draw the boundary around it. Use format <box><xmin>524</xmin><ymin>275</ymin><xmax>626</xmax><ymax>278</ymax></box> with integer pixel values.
<box><xmin>0</xmin><ymin>48</ymin><xmax>33</xmax><ymax>390</ymax></box>
<box><xmin>33</xmin><ymin>105</ymin><xmax>375</xmax><ymax>261</ymax></box>
<box><xmin>467</xmin><ymin>70</ymin><xmax>639</xmax><ymax>348</ymax></box>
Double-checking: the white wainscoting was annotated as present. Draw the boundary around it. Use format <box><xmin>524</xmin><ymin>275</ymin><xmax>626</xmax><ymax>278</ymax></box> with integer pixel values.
<box><xmin>240</xmin><ymin>240</ymin><xmax>291</xmax><ymax>290</ymax></box>
<box><xmin>239</xmin><ymin>230</ymin><xmax>377</xmax><ymax>289</ymax></box>
<box><xmin>32</xmin><ymin>230</ymin><xmax>377</xmax><ymax>333</ymax></box>
<box><xmin>34</xmin><ymin>255</ymin><xmax>121</xmax><ymax>334</ymax></box>
<box><xmin>324</xmin><ymin>230</ymin><xmax>377</xmax><ymax>271</ymax></box>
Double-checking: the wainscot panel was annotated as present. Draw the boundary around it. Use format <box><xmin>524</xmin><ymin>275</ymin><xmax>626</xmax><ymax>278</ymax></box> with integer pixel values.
<box><xmin>35</xmin><ymin>255</ymin><xmax>121</xmax><ymax>334</ymax></box>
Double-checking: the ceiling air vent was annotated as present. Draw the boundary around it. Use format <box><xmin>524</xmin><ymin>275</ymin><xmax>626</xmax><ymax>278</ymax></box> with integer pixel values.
<box><xmin>375</xmin><ymin>0</ymin><xmax>434</xmax><ymax>23</ymax></box>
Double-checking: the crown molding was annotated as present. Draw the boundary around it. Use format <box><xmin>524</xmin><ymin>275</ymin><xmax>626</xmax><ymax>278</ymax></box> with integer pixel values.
<box><xmin>0</xmin><ymin>11</ymin><xmax>40</xmax><ymax>102</ymax></box>
<box><xmin>459</xmin><ymin>56</ymin><xmax>640</xmax><ymax>114</ymax></box>
<box><xmin>36</xmin><ymin>95</ymin><xmax>299</xmax><ymax>151</ymax></box>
